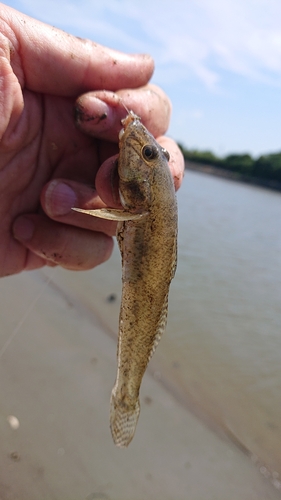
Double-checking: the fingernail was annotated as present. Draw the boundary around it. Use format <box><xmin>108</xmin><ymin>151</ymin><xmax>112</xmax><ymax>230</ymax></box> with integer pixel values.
<box><xmin>13</xmin><ymin>217</ymin><xmax>34</xmax><ymax>241</ymax></box>
<box><xmin>45</xmin><ymin>181</ymin><xmax>77</xmax><ymax>216</ymax></box>
<box><xmin>75</xmin><ymin>97</ymin><xmax>113</xmax><ymax>131</ymax></box>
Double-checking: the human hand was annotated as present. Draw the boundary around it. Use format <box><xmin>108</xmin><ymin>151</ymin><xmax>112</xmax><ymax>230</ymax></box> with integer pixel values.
<box><xmin>0</xmin><ymin>4</ymin><xmax>184</xmax><ymax>277</ymax></box>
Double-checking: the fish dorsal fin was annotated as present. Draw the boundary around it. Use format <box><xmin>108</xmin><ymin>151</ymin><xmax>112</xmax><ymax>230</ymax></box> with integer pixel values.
<box><xmin>171</xmin><ymin>238</ymin><xmax>178</xmax><ymax>280</ymax></box>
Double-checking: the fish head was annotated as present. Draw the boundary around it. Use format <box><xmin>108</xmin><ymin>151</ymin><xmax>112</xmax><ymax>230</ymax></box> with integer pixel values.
<box><xmin>118</xmin><ymin>111</ymin><xmax>170</xmax><ymax>213</ymax></box>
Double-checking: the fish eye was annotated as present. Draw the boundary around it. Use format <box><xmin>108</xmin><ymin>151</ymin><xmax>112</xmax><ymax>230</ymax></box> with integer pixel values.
<box><xmin>142</xmin><ymin>145</ymin><xmax>158</xmax><ymax>161</ymax></box>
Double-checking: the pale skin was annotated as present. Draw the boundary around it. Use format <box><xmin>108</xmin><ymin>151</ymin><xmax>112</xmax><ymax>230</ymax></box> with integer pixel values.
<box><xmin>0</xmin><ymin>3</ymin><xmax>184</xmax><ymax>278</ymax></box>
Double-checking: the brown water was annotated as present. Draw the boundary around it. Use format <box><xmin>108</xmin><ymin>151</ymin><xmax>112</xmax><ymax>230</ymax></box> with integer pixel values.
<box><xmin>81</xmin><ymin>169</ymin><xmax>281</xmax><ymax>476</ymax></box>
<box><xmin>164</xmin><ymin>170</ymin><xmax>281</xmax><ymax>473</ymax></box>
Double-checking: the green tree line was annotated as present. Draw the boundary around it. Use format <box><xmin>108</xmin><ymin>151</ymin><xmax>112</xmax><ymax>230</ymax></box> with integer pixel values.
<box><xmin>178</xmin><ymin>145</ymin><xmax>281</xmax><ymax>184</ymax></box>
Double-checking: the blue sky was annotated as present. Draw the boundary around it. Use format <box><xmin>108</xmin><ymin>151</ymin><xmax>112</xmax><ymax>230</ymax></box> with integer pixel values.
<box><xmin>5</xmin><ymin>0</ymin><xmax>281</xmax><ymax>157</ymax></box>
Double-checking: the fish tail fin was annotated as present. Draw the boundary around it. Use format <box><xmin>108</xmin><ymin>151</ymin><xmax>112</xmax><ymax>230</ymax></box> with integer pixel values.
<box><xmin>110</xmin><ymin>391</ymin><xmax>140</xmax><ymax>448</ymax></box>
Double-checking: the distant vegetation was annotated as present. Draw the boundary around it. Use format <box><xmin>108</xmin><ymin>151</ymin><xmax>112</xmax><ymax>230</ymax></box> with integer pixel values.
<box><xmin>178</xmin><ymin>145</ymin><xmax>281</xmax><ymax>185</ymax></box>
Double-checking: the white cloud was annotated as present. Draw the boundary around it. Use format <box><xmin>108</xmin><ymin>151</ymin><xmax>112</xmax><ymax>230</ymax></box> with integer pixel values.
<box><xmin>129</xmin><ymin>0</ymin><xmax>281</xmax><ymax>87</ymax></box>
<box><xmin>10</xmin><ymin>0</ymin><xmax>281</xmax><ymax>154</ymax></box>
<box><xmin>17</xmin><ymin>0</ymin><xmax>281</xmax><ymax>89</ymax></box>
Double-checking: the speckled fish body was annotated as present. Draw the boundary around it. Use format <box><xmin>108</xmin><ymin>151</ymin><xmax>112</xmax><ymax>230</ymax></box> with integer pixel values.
<box><xmin>72</xmin><ymin>111</ymin><xmax>177</xmax><ymax>447</ymax></box>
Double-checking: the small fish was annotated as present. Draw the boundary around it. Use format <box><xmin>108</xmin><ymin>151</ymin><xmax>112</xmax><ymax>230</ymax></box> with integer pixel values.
<box><xmin>73</xmin><ymin>111</ymin><xmax>178</xmax><ymax>447</ymax></box>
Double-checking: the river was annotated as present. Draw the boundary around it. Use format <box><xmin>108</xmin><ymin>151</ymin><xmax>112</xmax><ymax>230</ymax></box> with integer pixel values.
<box><xmin>165</xmin><ymin>170</ymin><xmax>281</xmax><ymax>472</ymax></box>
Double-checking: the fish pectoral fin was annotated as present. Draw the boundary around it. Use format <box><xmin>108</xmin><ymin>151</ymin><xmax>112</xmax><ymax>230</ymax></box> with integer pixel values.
<box><xmin>72</xmin><ymin>207</ymin><xmax>148</xmax><ymax>221</ymax></box>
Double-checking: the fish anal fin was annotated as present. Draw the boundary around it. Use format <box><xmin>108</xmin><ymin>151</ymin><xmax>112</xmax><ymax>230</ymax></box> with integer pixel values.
<box><xmin>148</xmin><ymin>293</ymin><xmax>169</xmax><ymax>363</ymax></box>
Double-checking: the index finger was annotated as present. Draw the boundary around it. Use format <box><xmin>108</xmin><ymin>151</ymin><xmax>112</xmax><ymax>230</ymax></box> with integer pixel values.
<box><xmin>1</xmin><ymin>3</ymin><xmax>154</xmax><ymax>95</ymax></box>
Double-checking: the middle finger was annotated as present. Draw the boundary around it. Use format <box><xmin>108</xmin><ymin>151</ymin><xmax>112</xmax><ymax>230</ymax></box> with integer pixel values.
<box><xmin>75</xmin><ymin>84</ymin><xmax>172</xmax><ymax>142</ymax></box>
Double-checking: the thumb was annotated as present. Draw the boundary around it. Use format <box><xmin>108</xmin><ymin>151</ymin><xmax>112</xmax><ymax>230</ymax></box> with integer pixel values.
<box><xmin>2</xmin><ymin>4</ymin><xmax>154</xmax><ymax>96</ymax></box>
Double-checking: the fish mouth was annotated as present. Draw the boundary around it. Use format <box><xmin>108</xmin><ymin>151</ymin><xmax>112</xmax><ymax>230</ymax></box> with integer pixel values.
<box><xmin>118</xmin><ymin>111</ymin><xmax>140</xmax><ymax>143</ymax></box>
<box><xmin>121</xmin><ymin>110</ymin><xmax>140</xmax><ymax>129</ymax></box>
